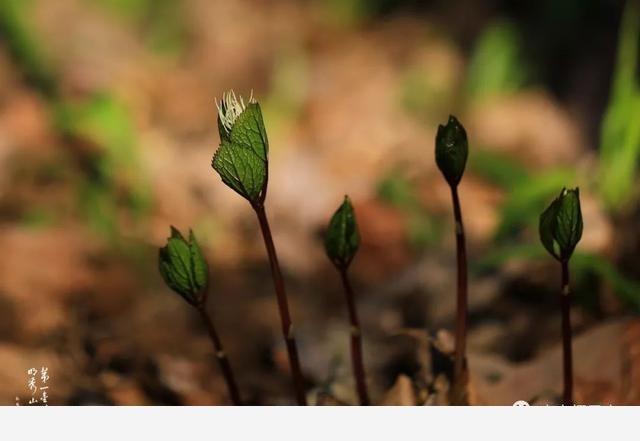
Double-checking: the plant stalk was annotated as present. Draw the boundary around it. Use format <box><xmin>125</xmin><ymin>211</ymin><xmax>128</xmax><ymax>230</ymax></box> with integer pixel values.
<box><xmin>254</xmin><ymin>204</ymin><xmax>307</xmax><ymax>405</ymax></box>
<box><xmin>560</xmin><ymin>260</ymin><xmax>574</xmax><ymax>406</ymax></box>
<box><xmin>450</xmin><ymin>185</ymin><xmax>468</xmax><ymax>387</ymax></box>
<box><xmin>196</xmin><ymin>306</ymin><xmax>242</xmax><ymax>405</ymax></box>
<box><xmin>338</xmin><ymin>267</ymin><xmax>370</xmax><ymax>406</ymax></box>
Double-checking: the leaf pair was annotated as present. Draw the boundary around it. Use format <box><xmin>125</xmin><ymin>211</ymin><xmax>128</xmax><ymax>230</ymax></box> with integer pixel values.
<box><xmin>435</xmin><ymin>115</ymin><xmax>468</xmax><ymax>187</ymax></box>
<box><xmin>325</xmin><ymin>196</ymin><xmax>360</xmax><ymax>268</ymax></box>
<box><xmin>539</xmin><ymin>188</ymin><xmax>583</xmax><ymax>262</ymax></box>
<box><xmin>211</xmin><ymin>96</ymin><xmax>269</xmax><ymax>205</ymax></box>
<box><xmin>158</xmin><ymin>227</ymin><xmax>208</xmax><ymax>306</ymax></box>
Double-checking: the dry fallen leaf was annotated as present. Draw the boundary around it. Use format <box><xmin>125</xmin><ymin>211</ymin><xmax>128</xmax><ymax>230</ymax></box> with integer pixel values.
<box><xmin>382</xmin><ymin>374</ymin><xmax>416</xmax><ymax>406</ymax></box>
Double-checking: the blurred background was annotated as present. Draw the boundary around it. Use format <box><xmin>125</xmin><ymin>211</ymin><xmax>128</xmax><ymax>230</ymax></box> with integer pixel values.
<box><xmin>1</xmin><ymin>0</ymin><xmax>639</xmax><ymax>405</ymax></box>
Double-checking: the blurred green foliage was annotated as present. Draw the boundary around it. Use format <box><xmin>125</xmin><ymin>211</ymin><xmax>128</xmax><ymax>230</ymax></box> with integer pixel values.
<box><xmin>318</xmin><ymin>0</ymin><xmax>422</xmax><ymax>26</ymax></box>
<box><xmin>0</xmin><ymin>0</ymin><xmax>151</xmax><ymax>239</ymax></box>
<box><xmin>2</xmin><ymin>0</ymin><xmax>639</xmax><ymax>309</ymax></box>
<box><xmin>55</xmin><ymin>94</ymin><xmax>151</xmax><ymax>237</ymax></box>
<box><xmin>466</xmin><ymin>5</ymin><xmax>640</xmax><ymax>308</ymax></box>
<box><xmin>320</xmin><ymin>0</ymin><xmax>372</xmax><ymax>26</ymax></box>
<box><xmin>496</xmin><ymin>168</ymin><xmax>577</xmax><ymax>241</ymax></box>
<box><xmin>377</xmin><ymin>171</ymin><xmax>420</xmax><ymax>210</ymax></box>
<box><xmin>598</xmin><ymin>1</ymin><xmax>640</xmax><ymax>212</ymax></box>
<box><xmin>400</xmin><ymin>65</ymin><xmax>455</xmax><ymax>123</ymax></box>
<box><xmin>0</xmin><ymin>0</ymin><xmax>56</xmax><ymax>96</ymax></box>
<box><xmin>473</xmin><ymin>244</ymin><xmax>640</xmax><ymax>310</ymax></box>
<box><xmin>465</xmin><ymin>20</ymin><xmax>529</xmax><ymax>101</ymax></box>
<box><xmin>262</xmin><ymin>45</ymin><xmax>310</xmax><ymax>134</ymax></box>
<box><xmin>377</xmin><ymin>170</ymin><xmax>441</xmax><ymax>249</ymax></box>
<box><xmin>571</xmin><ymin>252</ymin><xmax>640</xmax><ymax>309</ymax></box>
<box><xmin>469</xmin><ymin>149</ymin><xmax>530</xmax><ymax>188</ymax></box>
<box><xmin>319</xmin><ymin>0</ymin><xmax>403</xmax><ymax>26</ymax></box>
<box><xmin>469</xmin><ymin>148</ymin><xmax>640</xmax><ymax>309</ymax></box>
<box><xmin>469</xmin><ymin>150</ymin><xmax>576</xmax><ymax>240</ymax></box>
<box><xmin>94</xmin><ymin>0</ymin><xmax>188</xmax><ymax>56</ymax></box>
<box><xmin>20</xmin><ymin>207</ymin><xmax>57</xmax><ymax>229</ymax></box>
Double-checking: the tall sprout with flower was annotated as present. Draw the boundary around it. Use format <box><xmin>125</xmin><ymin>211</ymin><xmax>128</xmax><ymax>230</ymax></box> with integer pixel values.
<box><xmin>211</xmin><ymin>91</ymin><xmax>307</xmax><ymax>405</ymax></box>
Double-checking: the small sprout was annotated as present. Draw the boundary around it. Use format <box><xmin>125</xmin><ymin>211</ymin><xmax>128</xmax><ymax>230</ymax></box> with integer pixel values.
<box><xmin>158</xmin><ymin>226</ymin><xmax>242</xmax><ymax>405</ymax></box>
<box><xmin>324</xmin><ymin>196</ymin><xmax>370</xmax><ymax>405</ymax></box>
<box><xmin>158</xmin><ymin>226</ymin><xmax>208</xmax><ymax>307</ymax></box>
<box><xmin>435</xmin><ymin>115</ymin><xmax>470</xmax><ymax>404</ymax></box>
<box><xmin>212</xmin><ymin>90</ymin><xmax>269</xmax><ymax>205</ymax></box>
<box><xmin>435</xmin><ymin>115</ymin><xmax>468</xmax><ymax>187</ymax></box>
<box><xmin>539</xmin><ymin>187</ymin><xmax>583</xmax><ymax>406</ymax></box>
<box><xmin>324</xmin><ymin>196</ymin><xmax>360</xmax><ymax>269</ymax></box>
<box><xmin>539</xmin><ymin>187</ymin><xmax>583</xmax><ymax>262</ymax></box>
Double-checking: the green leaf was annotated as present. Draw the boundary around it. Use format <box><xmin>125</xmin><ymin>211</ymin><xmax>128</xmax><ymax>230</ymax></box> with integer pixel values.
<box><xmin>435</xmin><ymin>115</ymin><xmax>468</xmax><ymax>187</ymax></box>
<box><xmin>212</xmin><ymin>101</ymin><xmax>268</xmax><ymax>203</ymax></box>
<box><xmin>539</xmin><ymin>195</ymin><xmax>560</xmax><ymax>260</ymax></box>
<box><xmin>228</xmin><ymin>103</ymin><xmax>269</xmax><ymax>161</ymax></box>
<box><xmin>324</xmin><ymin>196</ymin><xmax>360</xmax><ymax>268</ymax></box>
<box><xmin>538</xmin><ymin>188</ymin><xmax>583</xmax><ymax>262</ymax></box>
<box><xmin>554</xmin><ymin>188</ymin><xmax>583</xmax><ymax>260</ymax></box>
<box><xmin>212</xmin><ymin>139</ymin><xmax>267</xmax><ymax>203</ymax></box>
<box><xmin>189</xmin><ymin>230</ymin><xmax>208</xmax><ymax>293</ymax></box>
<box><xmin>158</xmin><ymin>226</ymin><xmax>208</xmax><ymax>305</ymax></box>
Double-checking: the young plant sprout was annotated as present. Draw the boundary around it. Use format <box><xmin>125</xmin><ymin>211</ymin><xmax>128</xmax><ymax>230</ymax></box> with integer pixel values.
<box><xmin>324</xmin><ymin>196</ymin><xmax>370</xmax><ymax>405</ymax></box>
<box><xmin>158</xmin><ymin>227</ymin><xmax>242</xmax><ymax>405</ymax></box>
<box><xmin>212</xmin><ymin>91</ymin><xmax>307</xmax><ymax>405</ymax></box>
<box><xmin>539</xmin><ymin>188</ymin><xmax>583</xmax><ymax>406</ymax></box>
<box><xmin>435</xmin><ymin>115</ymin><xmax>469</xmax><ymax>403</ymax></box>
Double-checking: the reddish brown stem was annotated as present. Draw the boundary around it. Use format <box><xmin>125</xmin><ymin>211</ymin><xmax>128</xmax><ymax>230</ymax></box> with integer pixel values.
<box><xmin>338</xmin><ymin>267</ymin><xmax>371</xmax><ymax>406</ymax></box>
<box><xmin>450</xmin><ymin>185</ymin><xmax>468</xmax><ymax>386</ymax></box>
<box><xmin>254</xmin><ymin>204</ymin><xmax>307</xmax><ymax>405</ymax></box>
<box><xmin>196</xmin><ymin>306</ymin><xmax>242</xmax><ymax>405</ymax></box>
<box><xmin>560</xmin><ymin>260</ymin><xmax>574</xmax><ymax>406</ymax></box>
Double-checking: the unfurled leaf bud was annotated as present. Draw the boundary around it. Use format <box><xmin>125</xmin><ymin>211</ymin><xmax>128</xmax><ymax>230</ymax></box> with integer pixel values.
<box><xmin>158</xmin><ymin>226</ymin><xmax>208</xmax><ymax>306</ymax></box>
<box><xmin>211</xmin><ymin>91</ymin><xmax>269</xmax><ymax>204</ymax></box>
<box><xmin>539</xmin><ymin>188</ymin><xmax>583</xmax><ymax>262</ymax></box>
<box><xmin>324</xmin><ymin>196</ymin><xmax>360</xmax><ymax>268</ymax></box>
<box><xmin>435</xmin><ymin>115</ymin><xmax>468</xmax><ymax>187</ymax></box>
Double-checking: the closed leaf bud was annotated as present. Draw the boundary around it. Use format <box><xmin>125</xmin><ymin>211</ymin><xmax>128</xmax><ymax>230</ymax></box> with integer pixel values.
<box><xmin>324</xmin><ymin>196</ymin><xmax>360</xmax><ymax>268</ymax></box>
<box><xmin>435</xmin><ymin>115</ymin><xmax>468</xmax><ymax>187</ymax></box>
<box><xmin>158</xmin><ymin>226</ymin><xmax>208</xmax><ymax>306</ymax></box>
<box><xmin>539</xmin><ymin>188</ymin><xmax>583</xmax><ymax>262</ymax></box>
<box><xmin>212</xmin><ymin>90</ymin><xmax>269</xmax><ymax>204</ymax></box>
